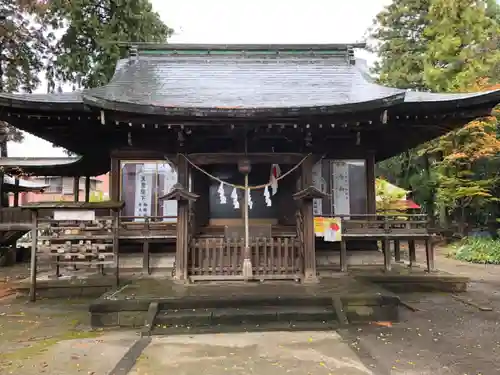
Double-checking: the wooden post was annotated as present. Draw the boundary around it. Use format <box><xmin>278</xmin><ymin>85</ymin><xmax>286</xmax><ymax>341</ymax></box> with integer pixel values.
<box><xmin>13</xmin><ymin>178</ymin><xmax>19</xmax><ymax>207</ymax></box>
<box><xmin>365</xmin><ymin>151</ymin><xmax>376</xmax><ymax>215</ymax></box>
<box><xmin>383</xmin><ymin>238</ymin><xmax>391</xmax><ymax>272</ymax></box>
<box><xmin>425</xmin><ymin>238</ymin><xmax>435</xmax><ymax>272</ymax></box>
<box><xmin>340</xmin><ymin>239</ymin><xmax>347</xmax><ymax>272</ymax></box>
<box><xmin>382</xmin><ymin>216</ymin><xmax>391</xmax><ymax>272</ymax></box>
<box><xmin>143</xmin><ymin>240</ymin><xmax>150</xmax><ymax>275</ymax></box>
<box><xmin>84</xmin><ymin>176</ymin><xmax>91</xmax><ymax>202</ymax></box>
<box><xmin>113</xmin><ymin>208</ymin><xmax>120</xmax><ymax>287</ymax></box>
<box><xmin>408</xmin><ymin>239</ymin><xmax>416</xmax><ymax>267</ymax></box>
<box><xmin>29</xmin><ymin>210</ymin><xmax>38</xmax><ymax>302</ymax></box>
<box><xmin>110</xmin><ymin>157</ymin><xmax>120</xmax><ymax>201</ymax></box>
<box><xmin>394</xmin><ymin>240</ymin><xmax>401</xmax><ymax>262</ymax></box>
<box><xmin>301</xmin><ymin>156</ymin><xmax>317</xmax><ymax>283</ymax></box>
<box><xmin>73</xmin><ymin>176</ymin><xmax>79</xmax><ymax>202</ymax></box>
<box><xmin>175</xmin><ymin>155</ymin><xmax>189</xmax><ymax>281</ymax></box>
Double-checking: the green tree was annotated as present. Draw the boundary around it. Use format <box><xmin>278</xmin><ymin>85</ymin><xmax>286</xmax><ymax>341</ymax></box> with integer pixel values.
<box><xmin>46</xmin><ymin>0</ymin><xmax>173</xmax><ymax>90</ymax></box>
<box><xmin>367</xmin><ymin>0</ymin><xmax>430</xmax><ymax>90</ymax></box>
<box><xmin>423</xmin><ymin>0</ymin><xmax>500</xmax><ymax>91</ymax></box>
<box><xmin>0</xmin><ymin>0</ymin><xmax>53</xmax><ymax>154</ymax></box>
<box><xmin>370</xmin><ymin>0</ymin><xmax>500</xmax><ymax>232</ymax></box>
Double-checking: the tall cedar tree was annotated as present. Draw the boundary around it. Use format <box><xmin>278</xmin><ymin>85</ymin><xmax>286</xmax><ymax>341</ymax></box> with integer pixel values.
<box><xmin>46</xmin><ymin>0</ymin><xmax>173</xmax><ymax>90</ymax></box>
<box><xmin>370</xmin><ymin>0</ymin><xmax>500</xmax><ymax>231</ymax></box>
<box><xmin>0</xmin><ymin>0</ymin><xmax>53</xmax><ymax>154</ymax></box>
<box><xmin>367</xmin><ymin>0</ymin><xmax>430</xmax><ymax>90</ymax></box>
<box><xmin>423</xmin><ymin>0</ymin><xmax>500</xmax><ymax>92</ymax></box>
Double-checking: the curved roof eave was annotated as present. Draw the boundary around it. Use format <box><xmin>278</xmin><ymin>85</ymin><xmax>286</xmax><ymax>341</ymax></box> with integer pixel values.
<box><xmin>3</xmin><ymin>175</ymin><xmax>49</xmax><ymax>191</ymax></box>
<box><xmin>82</xmin><ymin>92</ymin><xmax>407</xmax><ymax>118</ymax></box>
<box><xmin>0</xmin><ymin>92</ymin><xmax>85</xmax><ymax>111</ymax></box>
<box><xmin>403</xmin><ymin>89</ymin><xmax>500</xmax><ymax>109</ymax></box>
<box><xmin>0</xmin><ymin>156</ymin><xmax>110</xmax><ymax>177</ymax></box>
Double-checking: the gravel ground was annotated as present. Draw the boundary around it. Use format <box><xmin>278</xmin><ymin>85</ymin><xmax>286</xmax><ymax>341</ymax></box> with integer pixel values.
<box><xmin>0</xmin><ymin>249</ymin><xmax>499</xmax><ymax>374</ymax></box>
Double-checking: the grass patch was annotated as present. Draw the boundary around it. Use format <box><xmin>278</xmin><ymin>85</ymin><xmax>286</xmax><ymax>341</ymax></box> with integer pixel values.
<box><xmin>447</xmin><ymin>237</ymin><xmax>500</xmax><ymax>264</ymax></box>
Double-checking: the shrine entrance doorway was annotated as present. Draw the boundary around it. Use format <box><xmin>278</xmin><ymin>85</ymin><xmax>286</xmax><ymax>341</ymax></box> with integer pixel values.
<box><xmin>188</xmin><ymin>163</ymin><xmax>303</xmax><ymax>282</ymax></box>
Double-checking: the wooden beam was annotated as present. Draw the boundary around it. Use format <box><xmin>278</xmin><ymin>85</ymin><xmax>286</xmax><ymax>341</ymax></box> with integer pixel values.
<box><xmin>84</xmin><ymin>176</ymin><xmax>91</xmax><ymax>202</ymax></box>
<box><xmin>174</xmin><ymin>154</ymin><xmax>189</xmax><ymax>281</ymax></box>
<box><xmin>408</xmin><ymin>239</ymin><xmax>416</xmax><ymax>267</ymax></box>
<box><xmin>394</xmin><ymin>240</ymin><xmax>401</xmax><ymax>262</ymax></box>
<box><xmin>366</xmin><ymin>151</ymin><xmax>376</xmax><ymax>215</ymax></box>
<box><xmin>73</xmin><ymin>176</ymin><xmax>79</xmax><ymax>202</ymax></box>
<box><xmin>110</xmin><ymin>157</ymin><xmax>120</xmax><ymax>201</ymax></box>
<box><xmin>187</xmin><ymin>153</ymin><xmax>306</xmax><ymax>165</ymax></box>
<box><xmin>13</xmin><ymin>178</ymin><xmax>19</xmax><ymax>207</ymax></box>
<box><xmin>301</xmin><ymin>156</ymin><xmax>318</xmax><ymax>283</ymax></box>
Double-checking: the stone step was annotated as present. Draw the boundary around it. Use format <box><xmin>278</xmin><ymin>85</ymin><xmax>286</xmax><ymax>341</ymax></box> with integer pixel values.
<box><xmin>151</xmin><ymin>320</ymin><xmax>340</xmax><ymax>335</ymax></box>
<box><xmin>156</xmin><ymin>295</ymin><xmax>334</xmax><ymax>310</ymax></box>
<box><xmin>151</xmin><ymin>305</ymin><xmax>338</xmax><ymax>335</ymax></box>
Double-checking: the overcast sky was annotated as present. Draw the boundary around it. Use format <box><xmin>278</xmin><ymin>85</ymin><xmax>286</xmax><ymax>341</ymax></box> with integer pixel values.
<box><xmin>8</xmin><ymin>0</ymin><xmax>390</xmax><ymax>157</ymax></box>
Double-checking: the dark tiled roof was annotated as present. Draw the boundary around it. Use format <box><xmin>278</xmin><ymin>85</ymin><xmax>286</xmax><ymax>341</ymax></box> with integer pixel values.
<box><xmin>84</xmin><ymin>50</ymin><xmax>405</xmax><ymax>112</ymax></box>
<box><xmin>0</xmin><ymin>44</ymin><xmax>498</xmax><ymax>115</ymax></box>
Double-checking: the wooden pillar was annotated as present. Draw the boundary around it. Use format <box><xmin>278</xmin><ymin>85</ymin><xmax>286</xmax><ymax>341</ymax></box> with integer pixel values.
<box><xmin>143</xmin><ymin>241</ymin><xmax>150</xmax><ymax>275</ymax></box>
<box><xmin>366</xmin><ymin>151</ymin><xmax>376</xmax><ymax>215</ymax></box>
<box><xmin>425</xmin><ymin>237</ymin><xmax>435</xmax><ymax>272</ymax></box>
<box><xmin>73</xmin><ymin>176</ymin><xmax>79</xmax><ymax>202</ymax></box>
<box><xmin>84</xmin><ymin>176</ymin><xmax>91</xmax><ymax>202</ymax></box>
<box><xmin>394</xmin><ymin>240</ymin><xmax>401</xmax><ymax>262</ymax></box>
<box><xmin>13</xmin><ymin>178</ymin><xmax>19</xmax><ymax>207</ymax></box>
<box><xmin>29</xmin><ymin>210</ymin><xmax>38</xmax><ymax>302</ymax></box>
<box><xmin>113</xmin><ymin>208</ymin><xmax>120</xmax><ymax>287</ymax></box>
<box><xmin>382</xmin><ymin>217</ymin><xmax>391</xmax><ymax>272</ymax></box>
<box><xmin>383</xmin><ymin>238</ymin><xmax>391</xmax><ymax>272</ymax></box>
<box><xmin>408</xmin><ymin>239</ymin><xmax>416</xmax><ymax>267</ymax></box>
<box><xmin>301</xmin><ymin>156</ymin><xmax>317</xmax><ymax>283</ymax></box>
<box><xmin>175</xmin><ymin>155</ymin><xmax>189</xmax><ymax>281</ymax></box>
<box><xmin>110</xmin><ymin>157</ymin><xmax>120</xmax><ymax>201</ymax></box>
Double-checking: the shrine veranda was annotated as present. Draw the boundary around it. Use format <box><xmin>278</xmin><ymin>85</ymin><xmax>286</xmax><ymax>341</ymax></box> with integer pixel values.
<box><xmin>0</xmin><ymin>44</ymin><xmax>498</xmax><ymax>297</ymax></box>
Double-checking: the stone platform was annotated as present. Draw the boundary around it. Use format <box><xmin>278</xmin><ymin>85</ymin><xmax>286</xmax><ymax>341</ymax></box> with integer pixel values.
<box><xmin>349</xmin><ymin>265</ymin><xmax>469</xmax><ymax>293</ymax></box>
<box><xmin>89</xmin><ymin>277</ymin><xmax>400</xmax><ymax>334</ymax></box>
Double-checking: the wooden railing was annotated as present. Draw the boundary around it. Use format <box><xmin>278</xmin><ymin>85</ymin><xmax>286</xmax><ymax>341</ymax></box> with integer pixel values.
<box><xmin>189</xmin><ymin>236</ymin><xmax>302</xmax><ymax>281</ymax></box>
<box><xmin>0</xmin><ymin>207</ymin><xmax>31</xmax><ymax>224</ymax></box>
<box><xmin>118</xmin><ymin>215</ymin><xmax>177</xmax><ymax>239</ymax></box>
<box><xmin>337</xmin><ymin>214</ymin><xmax>429</xmax><ymax>238</ymax></box>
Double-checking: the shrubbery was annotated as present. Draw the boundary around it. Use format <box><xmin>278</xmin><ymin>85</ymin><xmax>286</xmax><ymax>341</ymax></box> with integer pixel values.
<box><xmin>448</xmin><ymin>237</ymin><xmax>500</xmax><ymax>264</ymax></box>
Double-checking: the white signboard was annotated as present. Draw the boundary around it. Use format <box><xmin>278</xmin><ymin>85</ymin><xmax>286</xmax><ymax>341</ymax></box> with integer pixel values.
<box><xmin>312</xmin><ymin>161</ymin><xmax>325</xmax><ymax>216</ymax></box>
<box><xmin>158</xmin><ymin>163</ymin><xmax>178</xmax><ymax>223</ymax></box>
<box><xmin>134</xmin><ymin>164</ymin><xmax>154</xmax><ymax>221</ymax></box>
<box><xmin>332</xmin><ymin>160</ymin><xmax>350</xmax><ymax>217</ymax></box>
<box><xmin>54</xmin><ymin>210</ymin><xmax>95</xmax><ymax>221</ymax></box>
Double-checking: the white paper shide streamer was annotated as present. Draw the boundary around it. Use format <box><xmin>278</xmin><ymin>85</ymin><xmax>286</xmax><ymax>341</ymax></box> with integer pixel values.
<box><xmin>218</xmin><ymin>182</ymin><xmax>226</xmax><ymax>204</ymax></box>
<box><xmin>231</xmin><ymin>187</ymin><xmax>239</xmax><ymax>209</ymax></box>
<box><xmin>264</xmin><ymin>185</ymin><xmax>272</xmax><ymax>207</ymax></box>
<box><xmin>247</xmin><ymin>189</ymin><xmax>253</xmax><ymax>209</ymax></box>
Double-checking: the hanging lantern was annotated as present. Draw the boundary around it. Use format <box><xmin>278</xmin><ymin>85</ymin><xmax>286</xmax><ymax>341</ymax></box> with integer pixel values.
<box><xmin>238</xmin><ymin>159</ymin><xmax>252</xmax><ymax>175</ymax></box>
<box><xmin>269</xmin><ymin>164</ymin><xmax>281</xmax><ymax>195</ymax></box>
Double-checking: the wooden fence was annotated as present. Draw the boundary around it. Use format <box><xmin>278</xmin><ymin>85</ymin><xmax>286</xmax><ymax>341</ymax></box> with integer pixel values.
<box><xmin>189</xmin><ymin>236</ymin><xmax>302</xmax><ymax>281</ymax></box>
